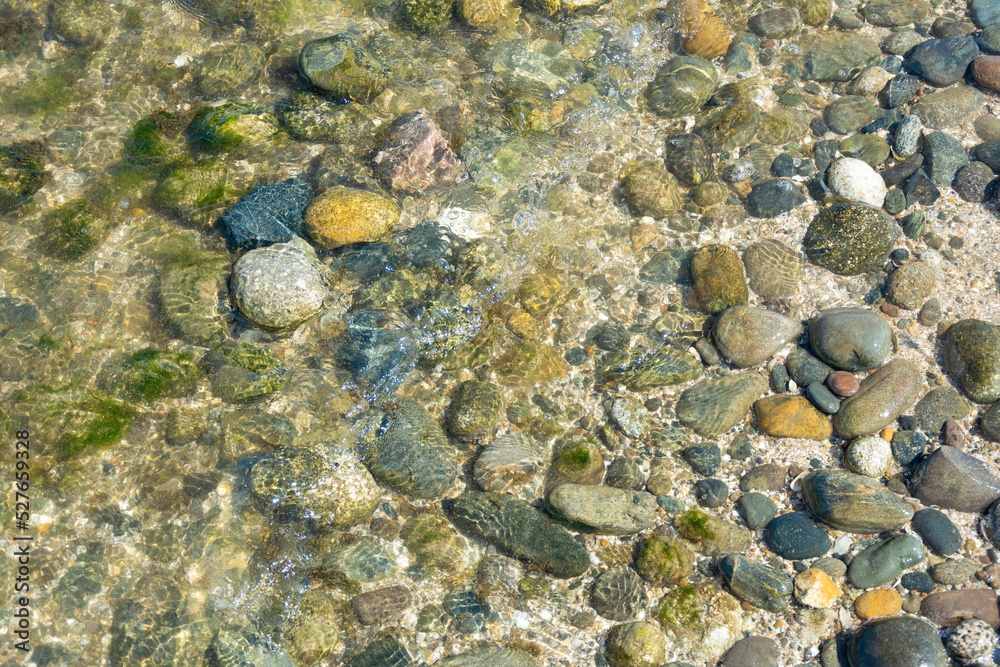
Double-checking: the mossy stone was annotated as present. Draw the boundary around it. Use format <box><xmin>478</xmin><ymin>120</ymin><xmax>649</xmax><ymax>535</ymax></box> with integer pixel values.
<box><xmin>124</xmin><ymin>111</ymin><xmax>189</xmax><ymax>166</ymax></box>
<box><xmin>0</xmin><ymin>140</ymin><xmax>50</xmax><ymax>213</ymax></box>
<box><xmin>298</xmin><ymin>33</ymin><xmax>391</xmax><ymax>102</ymax></box>
<box><xmin>803</xmin><ymin>202</ymin><xmax>899</xmax><ymax>275</ymax></box>
<box><xmin>447</xmin><ymin>380</ymin><xmax>504</xmax><ymax>441</ymax></box>
<box><xmin>277</xmin><ymin>93</ymin><xmax>377</xmax><ymax>144</ymax></box>
<box><xmin>96</xmin><ymin>349</ymin><xmax>203</xmax><ymax>402</ymax></box>
<box><xmin>547</xmin><ymin>438</ymin><xmax>605</xmax><ymax>489</ymax></box>
<box><xmin>13</xmin><ymin>385</ymin><xmax>136</xmax><ymax>459</ymax></box>
<box><xmin>285</xmin><ymin>590</ymin><xmax>340</xmax><ymax>666</ymax></box>
<box><xmin>188</xmin><ymin>102</ymin><xmax>281</xmax><ymax>153</ymax></box>
<box><xmin>656</xmin><ymin>582</ymin><xmax>742</xmax><ymax>662</ymax></box>
<box><xmin>159</xmin><ymin>249</ymin><xmax>230</xmax><ymax>345</ymax></box>
<box><xmin>691</xmin><ymin>244</ymin><xmax>749</xmax><ymax>313</ymax></box>
<box><xmin>605</xmin><ymin>622</ymin><xmax>666</xmax><ymax>667</ymax></box>
<box><xmin>636</xmin><ymin>535</ymin><xmax>695</xmax><ymax>586</ymax></box>
<box><xmin>402</xmin><ymin>514</ymin><xmax>473</xmax><ymax>572</ymax></box>
<box><xmin>49</xmin><ymin>0</ymin><xmax>115</xmax><ymax>48</ymax></box>
<box><xmin>402</xmin><ymin>0</ymin><xmax>456</xmax><ymax>32</ymax></box>
<box><xmin>153</xmin><ymin>159</ymin><xmax>240</xmax><ymax>221</ymax></box>
<box><xmin>943</xmin><ymin>319</ymin><xmax>1000</xmax><ymax>403</ymax></box>
<box><xmin>37</xmin><ymin>199</ymin><xmax>113</xmax><ymax>261</ymax></box>
<box><xmin>207</xmin><ymin>341</ymin><xmax>288</xmax><ymax>403</ymax></box>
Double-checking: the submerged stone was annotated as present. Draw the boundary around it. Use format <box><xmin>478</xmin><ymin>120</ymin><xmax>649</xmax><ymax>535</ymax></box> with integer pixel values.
<box><xmin>803</xmin><ymin>202</ymin><xmax>899</xmax><ymax>276</ymax></box>
<box><xmin>800</xmin><ymin>469</ymin><xmax>913</xmax><ymax>533</ymax></box>
<box><xmin>942</xmin><ymin>319</ymin><xmax>1000</xmax><ymax>403</ymax></box>
<box><xmin>676</xmin><ymin>372</ymin><xmax>768</xmax><ymax>437</ymax></box>
<box><xmin>298</xmin><ymin>33</ymin><xmax>391</xmax><ymax>101</ymax></box>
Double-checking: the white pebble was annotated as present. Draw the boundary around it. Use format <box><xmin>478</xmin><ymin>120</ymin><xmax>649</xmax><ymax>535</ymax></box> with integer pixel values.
<box><xmin>827</xmin><ymin>157</ymin><xmax>887</xmax><ymax>207</ymax></box>
<box><xmin>845</xmin><ymin>435</ymin><xmax>892</xmax><ymax>478</ymax></box>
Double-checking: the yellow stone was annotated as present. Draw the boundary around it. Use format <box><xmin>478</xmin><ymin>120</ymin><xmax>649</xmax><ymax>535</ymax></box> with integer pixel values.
<box><xmin>793</xmin><ymin>568</ymin><xmax>841</xmax><ymax>608</ymax></box>
<box><xmin>855</xmin><ymin>588</ymin><xmax>902</xmax><ymax>619</ymax></box>
<box><xmin>754</xmin><ymin>395</ymin><xmax>834</xmax><ymax>440</ymax></box>
<box><xmin>304</xmin><ymin>186</ymin><xmax>399</xmax><ymax>248</ymax></box>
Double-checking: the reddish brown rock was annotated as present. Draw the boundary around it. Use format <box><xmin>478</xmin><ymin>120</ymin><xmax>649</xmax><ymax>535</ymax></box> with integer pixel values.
<box><xmin>351</xmin><ymin>585</ymin><xmax>413</xmax><ymax>625</ymax></box>
<box><xmin>373</xmin><ymin>111</ymin><xmax>465</xmax><ymax>192</ymax></box>
<box><xmin>827</xmin><ymin>371</ymin><xmax>860</xmax><ymax>397</ymax></box>
<box><xmin>973</xmin><ymin>56</ymin><xmax>1000</xmax><ymax>93</ymax></box>
<box><xmin>921</xmin><ymin>589</ymin><xmax>1000</xmax><ymax>629</ymax></box>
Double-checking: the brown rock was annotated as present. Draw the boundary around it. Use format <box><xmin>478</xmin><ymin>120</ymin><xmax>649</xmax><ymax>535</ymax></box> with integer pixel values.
<box><xmin>351</xmin><ymin>585</ymin><xmax>413</xmax><ymax>625</ymax></box>
<box><xmin>973</xmin><ymin>56</ymin><xmax>1000</xmax><ymax>93</ymax></box>
<box><xmin>855</xmin><ymin>589</ymin><xmax>902</xmax><ymax>619</ymax></box>
<box><xmin>921</xmin><ymin>589</ymin><xmax>1000</xmax><ymax>629</ymax></box>
<box><xmin>754</xmin><ymin>395</ymin><xmax>833</xmax><ymax>440</ymax></box>
<box><xmin>827</xmin><ymin>371</ymin><xmax>860</xmax><ymax>397</ymax></box>
<box><xmin>738</xmin><ymin>463</ymin><xmax>788</xmax><ymax>492</ymax></box>
<box><xmin>943</xmin><ymin>420</ymin><xmax>966</xmax><ymax>449</ymax></box>
<box><xmin>373</xmin><ymin>111</ymin><xmax>465</xmax><ymax>192</ymax></box>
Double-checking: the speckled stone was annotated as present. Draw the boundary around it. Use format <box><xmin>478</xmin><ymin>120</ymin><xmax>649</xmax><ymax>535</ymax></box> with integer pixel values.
<box><xmin>849</xmin><ymin>617</ymin><xmax>949</xmax><ymax>667</ymax></box>
<box><xmin>848</xmin><ymin>534</ymin><xmax>925</xmax><ymax>589</ymax></box>
<box><xmin>611</xmin><ymin>396</ymin><xmax>652</xmax><ymax>438</ymax></box>
<box><xmin>827</xmin><ymin>157</ymin><xmax>887</xmax><ymax>207</ymax></box>
<box><xmin>721</xmin><ymin>636</ymin><xmax>779</xmax><ymax>667</ymax></box>
<box><xmin>800</xmin><ymin>469</ymin><xmax>913</xmax><ymax>533</ymax></box>
<box><xmin>230</xmin><ymin>238</ymin><xmax>331</xmax><ymax>329</ymax></box>
<box><xmin>712</xmin><ymin>306</ymin><xmax>803</xmax><ymax>368</ymax></box>
<box><xmin>834</xmin><ymin>359</ymin><xmax>923</xmax><ymax>438</ymax></box>
<box><xmin>754</xmin><ymin>395</ymin><xmax>833</xmax><ymax>440</ymax></box>
<box><xmin>931</xmin><ymin>558</ymin><xmax>981</xmax><ymax>586</ymax></box>
<box><xmin>946</xmin><ymin>619</ymin><xmax>996</xmax><ymax>661</ymax></box>
<box><xmin>655</xmin><ymin>582</ymin><xmax>743</xmax><ymax>662</ymax></box>
<box><xmin>845</xmin><ymin>435</ymin><xmax>893</xmax><ymax>478</ymax></box>
<box><xmin>914</xmin><ymin>386</ymin><xmax>969</xmax><ymax>434</ymax></box>
<box><xmin>890</xmin><ymin>430</ymin><xmax>926</xmax><ymax>465</ymax></box>
<box><xmin>855</xmin><ymin>589</ymin><xmax>902</xmax><ymax>619</ymax></box>
<box><xmin>787</xmin><ymin>347</ymin><xmax>834</xmax><ymax>386</ymax></box>
<box><xmin>887</xmin><ymin>261</ymin><xmax>936</xmax><ymax>311</ymax></box>
<box><xmin>803</xmin><ymin>203</ymin><xmax>899</xmax><ymax>276</ymax></box>
<box><xmin>298</xmin><ymin>34</ymin><xmax>391</xmax><ymax>101</ymax></box>
<box><xmin>910</xmin><ymin>445</ymin><xmax>1000</xmax><ymax>513</ymax></box>
<box><xmin>304</xmin><ymin>186</ymin><xmax>400</xmax><ymax>248</ymax></box>
<box><xmin>809</xmin><ymin>308</ymin><xmax>892</xmax><ymax>372</ymax></box>
<box><xmin>943</xmin><ymin>319</ymin><xmax>1000</xmax><ymax>403</ymax></box>
<box><xmin>691</xmin><ymin>244</ymin><xmax>749</xmax><ymax>314</ymax></box>
<box><xmin>913</xmin><ymin>85</ymin><xmax>985</xmax><ymax>130</ymax></box>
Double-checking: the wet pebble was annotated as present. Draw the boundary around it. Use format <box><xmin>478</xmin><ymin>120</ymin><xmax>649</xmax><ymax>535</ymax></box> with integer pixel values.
<box><xmin>800</xmin><ymin>469</ymin><xmax>913</xmax><ymax>533</ymax></box>
<box><xmin>765</xmin><ymin>512</ymin><xmax>832</xmax><ymax>559</ymax></box>
<box><xmin>676</xmin><ymin>372</ymin><xmax>769</xmax><ymax>437</ymax></box>
<box><xmin>803</xmin><ymin>203</ymin><xmax>899</xmax><ymax>276</ymax></box>
<box><xmin>744</xmin><ymin>178</ymin><xmax>807</xmax><ymax>217</ymax></box>
<box><xmin>712</xmin><ymin>306</ymin><xmax>803</xmax><ymax>368</ymax></box>
<box><xmin>794</xmin><ymin>568</ymin><xmax>842</xmax><ymax>608</ymax></box>
<box><xmin>827</xmin><ymin>157</ymin><xmax>887</xmax><ymax>206</ymax></box>
<box><xmin>736</xmin><ymin>492</ymin><xmax>777</xmax><ymax>530</ymax></box>
<box><xmin>953</xmin><ymin>161</ymin><xmax>995</xmax><ymax>202</ymax></box>
<box><xmin>893</xmin><ymin>114</ymin><xmax>920</xmax><ymax>157</ymax></box>
<box><xmin>923</xmin><ymin>130</ymin><xmax>969</xmax><ymax>187</ymax></box>
<box><xmin>946</xmin><ymin>619</ymin><xmax>996</xmax><ymax>661</ymax></box>
<box><xmin>806</xmin><ymin>382</ymin><xmax>840</xmax><ymax>414</ymax></box>
<box><xmin>718</xmin><ymin>554</ymin><xmax>792</xmax><ymax>612</ymax></box>
<box><xmin>847</xmin><ymin>534</ymin><xmax>925</xmax><ymax>589</ymax></box>
<box><xmin>849</xmin><ymin>616</ymin><xmax>949</xmax><ymax>667</ymax></box>
<box><xmin>914</xmin><ymin>385</ymin><xmax>969</xmax><ymax>433</ymax></box>
<box><xmin>845</xmin><ymin>435</ymin><xmax>892</xmax><ymax>477</ymax></box>
<box><xmin>546</xmin><ymin>484</ymin><xmax>658</xmax><ymax>535</ymax></box>
<box><xmin>943</xmin><ymin>318</ymin><xmax>1000</xmax><ymax>403</ymax></box>
<box><xmin>591</xmin><ymin>566</ymin><xmax>647</xmax><ymax>621</ymax></box>
<box><xmin>605</xmin><ymin>621</ymin><xmax>665</xmax><ymax>667</ymax></box>
<box><xmin>911</xmin><ymin>508</ymin><xmax>962</xmax><ymax>556</ymax></box>
<box><xmin>890</xmin><ymin>429</ymin><xmax>926</xmax><ymax>465</ymax></box>
<box><xmin>827</xmin><ymin>370</ymin><xmax>859</xmax><ymax>396</ymax></box>
<box><xmin>911</xmin><ymin>445</ymin><xmax>1000</xmax><ymax>512</ymax></box>
<box><xmin>855</xmin><ymin>589</ymin><xmax>902</xmax><ymax>619</ymax></box>
<box><xmin>834</xmin><ymin>359</ymin><xmax>923</xmax><ymax>438</ymax></box>
<box><xmin>809</xmin><ymin>308</ymin><xmax>892</xmax><ymax>371</ymax></box>
<box><xmin>905</xmin><ymin>37</ymin><xmax>979</xmax><ymax>87</ymax></box>
<box><xmin>695</xmin><ymin>478</ymin><xmax>729</xmax><ymax>508</ymax></box>
<box><xmin>887</xmin><ymin>261</ymin><xmax>936</xmax><ymax>311</ymax></box>
<box><xmin>230</xmin><ymin>238</ymin><xmax>331</xmax><ymax>329</ymax></box>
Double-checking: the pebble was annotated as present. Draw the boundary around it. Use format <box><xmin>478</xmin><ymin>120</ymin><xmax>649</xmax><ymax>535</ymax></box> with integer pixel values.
<box><xmin>913</xmin><ymin>85</ymin><xmax>985</xmax><ymax>130</ymax></box>
<box><xmin>611</xmin><ymin>396</ymin><xmax>652</xmax><ymax>438</ymax></box>
<box><xmin>591</xmin><ymin>566</ymin><xmax>647</xmax><ymax>621</ymax></box>
<box><xmin>946</xmin><ymin>619</ymin><xmax>996</xmax><ymax>661</ymax></box>
<box><xmin>952</xmin><ymin>161</ymin><xmax>995</xmax><ymax>202</ymax></box>
<box><xmin>449</xmin><ymin>491</ymin><xmax>589</xmax><ymax>578</ymax></box>
<box><xmin>769</xmin><ymin>363</ymin><xmax>790</xmax><ymax>392</ymax></box>
<box><xmin>827</xmin><ymin>371</ymin><xmax>860</xmax><ymax>396</ymax></box>
<box><xmin>886</xmin><ymin>261</ymin><xmax>937</xmax><ymax>311</ymax></box>
<box><xmin>448</xmin><ymin>380</ymin><xmax>504</xmax><ymax>441</ymax></box>
<box><xmin>298</xmin><ymin>33</ymin><xmax>391</xmax><ymax>101</ymax></box>
<box><xmin>683</xmin><ymin>443</ymin><xmax>722</xmax><ymax>476</ymax></box>
<box><xmin>800</xmin><ymin>469</ymin><xmax>913</xmax><ymax>533</ymax></box>
<box><xmin>943</xmin><ymin>319</ymin><xmax>1000</xmax><ymax>403</ymax></box>
<box><xmin>744</xmin><ymin>178</ymin><xmax>807</xmax><ymax>217</ymax></box>
<box><xmin>825</xmin><ymin>95</ymin><xmax>878</xmax><ymax>134</ymax></box>
<box><xmin>220</xmin><ymin>177</ymin><xmax>312</xmax><ymax>251</ymax></box>
<box><xmin>646</xmin><ymin>55</ymin><xmax>718</xmax><ymax>119</ymax></box>
<box><xmin>903</xmin><ymin>168</ymin><xmax>941</xmax><ymax>206</ymax></box>
<box><xmin>923</xmin><ymin>589</ymin><xmax>1000</xmax><ymax>629</ymax></box>
<box><xmin>849</xmin><ymin>616</ymin><xmax>949</xmax><ymax>667</ymax></box>
<box><xmin>718</xmin><ymin>554</ymin><xmax>793</xmax><ymax>612</ymax></box>
<box><xmin>983</xmin><ymin>402</ymin><xmax>1000</xmax><ymax>441</ymax></box>
<box><xmin>931</xmin><ymin>558</ymin><xmax>981</xmax><ymax>586</ymax></box>
<box><xmin>809</xmin><ymin>308</ymin><xmax>892</xmax><ymax>372</ymax></box>
<box><xmin>664</xmin><ymin>133</ymin><xmax>714</xmax><ymax>186</ymax></box>
<box><xmin>905</xmin><ymin>37</ymin><xmax>979</xmax><ymax>87</ymax></box>
<box><xmin>845</xmin><ymin>435</ymin><xmax>892</xmax><ymax>477</ymax></box>
<box><xmin>691</xmin><ymin>244</ymin><xmax>749</xmax><ymax>314</ymax></box>
<box><xmin>840</xmin><ymin>134</ymin><xmax>891</xmax><ymax>168</ymax></box>
<box><xmin>712</xmin><ymin>306</ymin><xmax>803</xmax><ymax>368</ymax></box>
<box><xmin>923</xmin><ymin>130</ymin><xmax>969</xmax><ymax>187</ymax></box>
<box><xmin>855</xmin><ymin>589</ymin><xmax>902</xmax><ymax>619</ymax></box>
<box><xmin>975</xmin><ymin>140</ymin><xmax>1000</xmax><ymax>172</ymax></box>
<box><xmin>438</xmin><ymin>647</ymin><xmax>539</xmax><ymax>667</ymax></box>
<box><xmin>972</xmin><ymin>54</ymin><xmax>1000</xmax><ymax>92</ymax></box>
<box><xmin>833</xmin><ymin>358</ymin><xmax>923</xmax><ymax>438</ymax></box>
<box><xmin>794</xmin><ymin>568</ymin><xmax>842</xmax><ymax>608</ymax></box>
<box><xmin>803</xmin><ymin>202</ymin><xmax>899</xmax><ymax>276</ymax></box>
<box><xmin>636</xmin><ymin>535</ymin><xmax>695</xmax><ymax>586</ymax></box>
<box><xmin>676</xmin><ymin>372</ymin><xmax>769</xmax><ymax>437</ymax></box>
<box><xmin>918</xmin><ymin>298</ymin><xmax>942</xmax><ymax>327</ymax></box>
<box><xmin>914</xmin><ymin>386</ymin><xmax>970</xmax><ymax>434</ymax></box>
<box><xmin>373</xmin><ymin>111</ymin><xmax>465</xmax><ymax>192</ymax></box>
<box><xmin>605</xmin><ymin>622</ymin><xmax>665</xmax><ymax>667</ymax></box>
<box><xmin>943</xmin><ymin>420</ymin><xmax>967</xmax><ymax>448</ymax></box>
<box><xmin>677</xmin><ymin>508</ymin><xmax>753</xmax><ymax>555</ymax></box>
<box><xmin>229</xmin><ymin>238</ymin><xmax>331</xmax><ymax>329</ymax></box>
<box><xmin>546</xmin><ymin>484</ymin><xmax>658</xmax><ymax>535</ymax></box>
<box><xmin>893</xmin><ymin>115</ymin><xmax>920</xmax><ymax>158</ymax></box>
<box><xmin>304</xmin><ymin>186</ymin><xmax>400</xmax><ymax>248</ymax></box>
<box><xmin>656</xmin><ymin>582</ymin><xmax>742</xmax><ymax>661</ymax></box>
<box><xmin>351</xmin><ymin>585</ymin><xmax>412</xmax><ymax>625</ymax></box>
<box><xmin>901</xmin><ymin>571</ymin><xmax>936</xmax><ymax>593</ymax></box>
<box><xmin>720</xmin><ymin>636</ymin><xmax>779</xmax><ymax>667</ymax></box>
<box><xmin>827</xmin><ymin>157</ymin><xmax>887</xmax><ymax>206</ymax></box>
<box><xmin>765</xmin><ymin>512</ymin><xmax>832</xmax><ymax>559</ymax></box>
<box><xmin>806</xmin><ymin>382</ymin><xmax>841</xmax><ymax>414</ymax></box>
<box><xmin>739</xmin><ymin>463</ymin><xmax>788</xmax><ymax>493</ymax></box>
<box><xmin>787</xmin><ymin>347</ymin><xmax>835</xmax><ymax>386</ymax></box>
<box><xmin>694</xmin><ymin>338</ymin><xmax>720</xmax><ymax>366</ymax></box>
<box><xmin>813</xmin><ymin>557</ymin><xmax>848</xmax><ymax>579</ymax></box>
<box><xmin>694</xmin><ymin>478</ymin><xmax>729</xmax><ymax>508</ymax></box>
<box><xmin>736</xmin><ymin>492</ymin><xmax>777</xmax><ymax>530</ymax></box>
<box><xmin>911</xmin><ymin>508</ymin><xmax>962</xmax><ymax>556</ymax></box>
<box><xmin>847</xmin><ymin>534</ymin><xmax>925</xmax><ymax>589</ymax></box>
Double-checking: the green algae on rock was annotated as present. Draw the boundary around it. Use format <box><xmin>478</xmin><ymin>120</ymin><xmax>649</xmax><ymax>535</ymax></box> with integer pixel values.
<box><xmin>0</xmin><ymin>140</ymin><xmax>50</xmax><ymax>214</ymax></box>
<box><xmin>656</xmin><ymin>582</ymin><xmax>742</xmax><ymax>662</ymax></box>
<box><xmin>13</xmin><ymin>385</ymin><xmax>136</xmax><ymax>459</ymax></box>
<box><xmin>547</xmin><ymin>437</ymin><xmax>605</xmax><ymax>489</ymax></box>
<box><xmin>402</xmin><ymin>0</ymin><xmax>456</xmax><ymax>32</ymax></box>
<box><xmin>942</xmin><ymin>319</ymin><xmax>1000</xmax><ymax>404</ymax></box>
<box><xmin>188</xmin><ymin>102</ymin><xmax>281</xmax><ymax>153</ymax></box>
<box><xmin>605</xmin><ymin>621</ymin><xmax>666</xmax><ymax>667</ymax></box>
<box><xmin>207</xmin><ymin>341</ymin><xmax>289</xmax><ymax>403</ymax></box>
<box><xmin>448</xmin><ymin>490</ymin><xmax>590</xmax><ymax>578</ymax></box>
<box><xmin>600</xmin><ymin>344</ymin><xmax>703</xmax><ymax>390</ymax></box>
<box><xmin>298</xmin><ymin>33</ymin><xmax>391</xmax><ymax>101</ymax></box>
<box><xmin>96</xmin><ymin>349</ymin><xmax>203</xmax><ymax>402</ymax></box>
<box><xmin>277</xmin><ymin>93</ymin><xmax>378</xmax><ymax>143</ymax></box>
<box><xmin>803</xmin><ymin>202</ymin><xmax>899</xmax><ymax>276</ymax></box>
<box><xmin>636</xmin><ymin>534</ymin><xmax>695</xmax><ymax>586</ymax></box>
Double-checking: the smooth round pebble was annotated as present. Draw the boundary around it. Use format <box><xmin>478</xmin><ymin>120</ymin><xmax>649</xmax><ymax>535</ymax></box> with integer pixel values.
<box><xmin>947</xmin><ymin>619</ymin><xmax>996</xmax><ymax>661</ymax></box>
<box><xmin>855</xmin><ymin>589</ymin><xmax>902</xmax><ymax>619</ymax></box>
<box><xmin>827</xmin><ymin>371</ymin><xmax>860</xmax><ymax>397</ymax></box>
<box><xmin>230</xmin><ymin>238</ymin><xmax>331</xmax><ymax>329</ymax></box>
<box><xmin>845</xmin><ymin>435</ymin><xmax>893</xmax><ymax>477</ymax></box>
<box><xmin>827</xmin><ymin>157</ymin><xmax>887</xmax><ymax>206</ymax></box>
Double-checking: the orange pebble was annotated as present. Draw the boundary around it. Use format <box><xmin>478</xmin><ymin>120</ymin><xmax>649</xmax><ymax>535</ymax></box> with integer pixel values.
<box><xmin>855</xmin><ymin>589</ymin><xmax>902</xmax><ymax>619</ymax></box>
<box><xmin>881</xmin><ymin>427</ymin><xmax>894</xmax><ymax>442</ymax></box>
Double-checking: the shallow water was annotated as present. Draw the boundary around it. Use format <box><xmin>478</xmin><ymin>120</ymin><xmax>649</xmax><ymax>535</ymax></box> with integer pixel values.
<box><xmin>3</xmin><ymin>0</ymin><xmax>1000</xmax><ymax>665</ymax></box>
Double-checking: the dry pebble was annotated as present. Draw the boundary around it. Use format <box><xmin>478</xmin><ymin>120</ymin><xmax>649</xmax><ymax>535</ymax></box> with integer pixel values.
<box><xmin>854</xmin><ymin>589</ymin><xmax>902</xmax><ymax>619</ymax></box>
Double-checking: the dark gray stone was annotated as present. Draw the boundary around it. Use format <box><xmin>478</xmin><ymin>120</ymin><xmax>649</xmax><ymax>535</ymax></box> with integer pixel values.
<box><xmin>849</xmin><ymin>617</ymin><xmax>948</xmax><ymax>667</ymax></box>
<box><xmin>745</xmin><ymin>178</ymin><xmax>807</xmax><ymax>217</ymax></box>
<box><xmin>923</xmin><ymin>131</ymin><xmax>969</xmax><ymax>187</ymax></box>
<box><xmin>718</xmin><ymin>554</ymin><xmax>792</xmax><ymax>612</ymax></box>
<box><xmin>737</xmin><ymin>492</ymin><xmax>777</xmax><ymax>530</ymax></box>
<box><xmin>765</xmin><ymin>512</ymin><xmax>831</xmax><ymax>559</ymax></box>
<box><xmin>910</xmin><ymin>446</ymin><xmax>1000</xmax><ymax>513</ymax></box>
<box><xmin>800</xmin><ymin>469</ymin><xmax>913</xmax><ymax>533</ymax></box>
<box><xmin>911</xmin><ymin>508</ymin><xmax>962</xmax><ymax>556</ymax></box>
<box><xmin>905</xmin><ymin>37</ymin><xmax>979</xmax><ymax>87</ymax></box>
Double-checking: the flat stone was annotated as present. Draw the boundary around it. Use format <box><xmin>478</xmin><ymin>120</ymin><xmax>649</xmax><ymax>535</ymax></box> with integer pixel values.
<box><xmin>676</xmin><ymin>509</ymin><xmax>753</xmax><ymax>556</ymax></box>
<box><xmin>220</xmin><ymin>177</ymin><xmax>312</xmax><ymax>252</ymax></box>
<box><xmin>683</xmin><ymin>443</ymin><xmax>722</xmax><ymax>476</ymax></box>
<box><xmin>943</xmin><ymin>319</ymin><xmax>1000</xmax><ymax>403</ymax></box>
<box><xmin>973</xmin><ymin>0</ymin><xmax>1000</xmax><ymax>27</ymax></box>
<box><xmin>807</xmin><ymin>382</ymin><xmax>841</xmax><ymax>414</ymax></box>
<box><xmin>646</xmin><ymin>55</ymin><xmax>719</xmax><ymax>119</ymax></box>
<box><xmin>436</xmin><ymin>647</ymin><xmax>538</xmax><ymax>667</ymax></box>
<box><xmin>921</xmin><ymin>589</ymin><xmax>1000</xmax><ymax>629</ymax></box>
<box><xmin>809</xmin><ymin>308</ymin><xmax>892</xmax><ymax>371</ymax></box>
<box><xmin>923</xmin><ymin>130</ymin><xmax>970</xmax><ymax>187</ymax></box>
<box><xmin>825</xmin><ymin>96</ymin><xmax>878</xmax><ymax>134</ymax></box>
<box><xmin>676</xmin><ymin>372</ymin><xmax>769</xmax><ymax>437</ymax></box>
<box><xmin>914</xmin><ymin>386</ymin><xmax>970</xmax><ymax>433</ymax></box>
<box><xmin>448</xmin><ymin>490</ymin><xmax>590</xmax><ymax>578</ymax></box>
<box><xmin>833</xmin><ymin>358</ymin><xmax>924</xmax><ymax>438</ymax></box>
<box><xmin>911</xmin><ymin>508</ymin><xmax>962</xmax><ymax>555</ymax></box>
<box><xmin>855</xmin><ymin>589</ymin><xmax>903</xmax><ymax>619</ymax></box>
<box><xmin>913</xmin><ymin>86</ymin><xmax>985</xmax><ymax>130</ymax></box>
<box><xmin>905</xmin><ymin>37</ymin><xmax>979</xmax><ymax>87</ymax></box>
<box><xmin>861</xmin><ymin>0</ymin><xmax>928</xmax><ymax>25</ymax></box>
<box><xmin>931</xmin><ymin>558</ymin><xmax>981</xmax><ymax>586</ymax></box>
<box><xmin>765</xmin><ymin>512</ymin><xmax>832</xmax><ymax>559</ymax></box>
<box><xmin>754</xmin><ymin>395</ymin><xmax>833</xmax><ymax>440</ymax></box>
<box><xmin>847</xmin><ymin>534</ymin><xmax>925</xmax><ymax>588</ymax></box>
<box><xmin>713</xmin><ymin>306</ymin><xmax>803</xmax><ymax>368</ymax></box>
<box><xmin>721</xmin><ymin>636</ymin><xmax>779</xmax><ymax>667</ymax></box>
<box><xmin>803</xmin><ymin>203</ymin><xmax>899</xmax><ymax>276</ymax></box>
<box><xmin>798</xmin><ymin>32</ymin><xmax>882</xmax><ymax>82</ymax></box>
<box><xmin>744</xmin><ymin>178</ymin><xmax>807</xmax><ymax>217</ymax></box>
<box><xmin>485</xmin><ymin>39</ymin><xmax>587</xmax><ymax>99</ymax></box>
<box><xmin>736</xmin><ymin>492</ymin><xmax>777</xmax><ymax>530</ymax></box>
<box><xmin>718</xmin><ymin>554</ymin><xmax>792</xmax><ymax>612</ymax></box>
<box><xmin>591</xmin><ymin>566</ymin><xmax>648</xmax><ymax>621</ymax></box>
<box><xmin>738</xmin><ymin>463</ymin><xmax>787</xmax><ymax>493</ymax></box>
<box><xmin>887</xmin><ymin>261</ymin><xmax>937</xmax><ymax>311</ymax></box>
<box><xmin>800</xmin><ymin>469</ymin><xmax>914</xmax><ymax>533</ymax></box>
<box><xmin>794</xmin><ymin>568</ymin><xmax>842</xmax><ymax>608</ymax></box>
<box><xmin>849</xmin><ymin>617</ymin><xmax>949</xmax><ymax>667</ymax></box>
<box><xmin>545</xmin><ymin>483</ymin><xmax>658</xmax><ymax>535</ymax></box>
